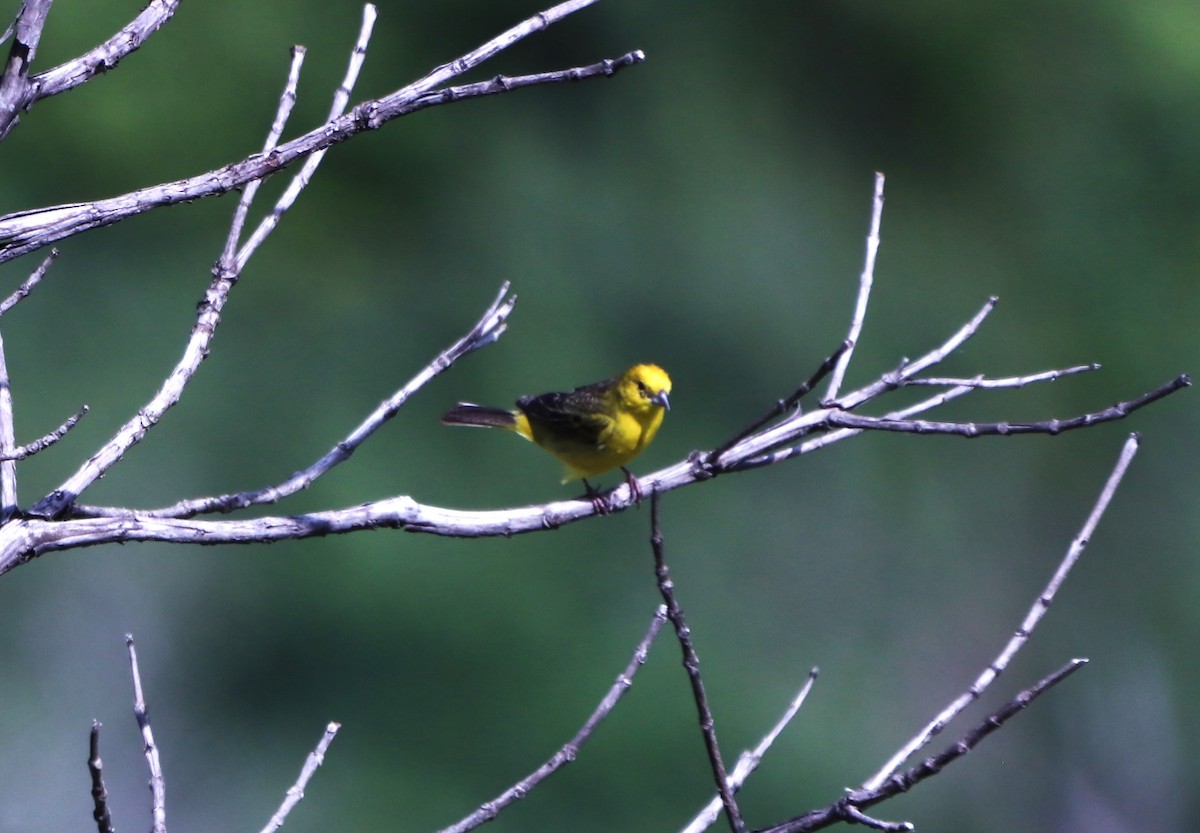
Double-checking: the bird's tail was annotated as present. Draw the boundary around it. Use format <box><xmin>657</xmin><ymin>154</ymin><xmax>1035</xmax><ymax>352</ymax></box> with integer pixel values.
<box><xmin>440</xmin><ymin>403</ymin><xmax>519</xmax><ymax>430</ymax></box>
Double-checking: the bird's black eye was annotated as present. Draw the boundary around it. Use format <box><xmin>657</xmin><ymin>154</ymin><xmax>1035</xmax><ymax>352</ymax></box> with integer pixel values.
<box><xmin>635</xmin><ymin>380</ymin><xmax>649</xmax><ymax>396</ymax></box>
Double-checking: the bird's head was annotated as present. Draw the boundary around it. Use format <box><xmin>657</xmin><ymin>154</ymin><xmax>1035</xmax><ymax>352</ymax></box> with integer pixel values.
<box><xmin>619</xmin><ymin>363</ymin><xmax>672</xmax><ymax>415</ymax></box>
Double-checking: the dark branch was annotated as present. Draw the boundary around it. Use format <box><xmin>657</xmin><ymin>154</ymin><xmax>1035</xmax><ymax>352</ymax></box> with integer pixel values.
<box><xmin>821</xmin><ymin>375</ymin><xmax>1189</xmax><ymax>439</ymax></box>
<box><xmin>651</xmin><ymin>492</ymin><xmax>745</xmax><ymax>833</ymax></box>
<box><xmin>758</xmin><ymin>659</ymin><xmax>1088</xmax><ymax>833</ymax></box>
<box><xmin>88</xmin><ymin>721</ymin><xmax>116</xmax><ymax>833</ymax></box>
<box><xmin>709</xmin><ymin>341</ymin><xmax>850</xmax><ymax>464</ymax></box>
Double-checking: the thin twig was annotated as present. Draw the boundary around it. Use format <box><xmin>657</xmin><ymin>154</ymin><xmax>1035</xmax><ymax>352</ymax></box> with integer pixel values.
<box><xmin>839</xmin><ymin>804</ymin><xmax>911</xmax><ymax>832</ymax></box>
<box><xmin>907</xmin><ymin>363</ymin><xmax>1099</xmax><ymax>388</ymax></box>
<box><xmin>370</xmin><ymin>50</ymin><xmax>645</xmax><ymax>126</ymax></box>
<box><xmin>651</xmin><ymin>492</ymin><xmax>745</xmax><ymax>833</ymax></box>
<box><xmin>88</xmin><ymin>720</ymin><xmax>116</xmax><ymax>833</ymax></box>
<box><xmin>0</xmin><ymin>247</ymin><xmax>56</xmax><ymax>317</ymax></box>
<box><xmin>0</xmin><ymin>404</ymin><xmax>88</xmax><ymax>461</ymax></box>
<box><xmin>70</xmin><ymin>283</ymin><xmax>515</xmax><ymax>519</ymax></box>
<box><xmin>258</xmin><ymin>722</ymin><xmax>342</xmax><ymax>833</ymax></box>
<box><xmin>221</xmin><ymin>44</ymin><xmax>308</xmax><ymax>266</ymax></box>
<box><xmin>437</xmin><ymin>606</ymin><xmax>668</xmax><ymax>833</ymax></box>
<box><xmin>711</xmin><ymin>295</ymin><xmax>1005</xmax><ymax>473</ymax></box>
<box><xmin>708</xmin><ymin>342</ymin><xmax>849</xmax><ymax>464</ymax></box>
<box><xmin>865</xmin><ymin>658</ymin><xmax>1089</xmax><ymax>800</ymax></box>
<box><xmin>861</xmin><ymin>433</ymin><xmax>1142</xmax><ymax>790</ymax></box>
<box><xmin>235</xmin><ymin>4</ymin><xmax>378</xmax><ymax>270</ymax></box>
<box><xmin>835</xmin><ymin>296</ymin><xmax>1000</xmax><ymax>411</ymax></box>
<box><xmin>0</xmin><ymin>324</ymin><xmax>17</xmax><ymax>521</ymax></box>
<box><xmin>126</xmin><ymin>634</ymin><xmax>166</xmax><ymax>833</ymax></box>
<box><xmin>824</xmin><ymin>377</ymin><xmax>1189</xmax><ymax>440</ymax></box>
<box><xmin>825</xmin><ymin>171</ymin><xmax>885</xmax><ymax>401</ymax></box>
<box><xmin>680</xmin><ymin>668</ymin><xmax>819</xmax><ymax>833</ymax></box>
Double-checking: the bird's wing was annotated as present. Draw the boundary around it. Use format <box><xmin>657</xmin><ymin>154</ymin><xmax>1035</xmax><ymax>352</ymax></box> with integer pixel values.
<box><xmin>518</xmin><ymin>384</ymin><xmax>614</xmax><ymax>450</ymax></box>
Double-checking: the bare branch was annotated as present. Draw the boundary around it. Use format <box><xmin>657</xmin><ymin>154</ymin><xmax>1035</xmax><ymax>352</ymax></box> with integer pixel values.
<box><xmin>651</xmin><ymin>493</ymin><xmax>744</xmax><ymax>833</ymax></box>
<box><xmin>0</xmin><ymin>1</ymin><xmax>643</xmax><ymax>264</ymax></box>
<box><xmin>760</xmin><ymin>659</ymin><xmax>1088</xmax><ymax>833</ymax></box>
<box><xmin>25</xmin><ymin>12</ymin><xmax>379</xmax><ymax>521</ymax></box>
<box><xmin>437</xmin><ymin>606</ymin><xmax>667</xmax><ymax>833</ymax></box>
<box><xmin>0</xmin><ymin>0</ymin><xmax>53</xmax><ymax>139</ymax></box>
<box><xmin>0</xmin><ymin>373</ymin><xmax>1180</xmax><ymax>576</ymax></box>
<box><xmin>906</xmin><ymin>363</ymin><xmax>1099</xmax><ymax>388</ymax></box>
<box><xmin>0</xmin><ymin>165</ymin><xmax>1178</xmax><ymax>576</ymax></box>
<box><xmin>822</xmin><ymin>376</ymin><xmax>1189</xmax><ymax>440</ymax></box>
<box><xmin>861</xmin><ymin>432</ymin><xmax>1142</xmax><ymax>789</ymax></box>
<box><xmin>0</xmin><ymin>247</ymin><xmax>56</xmax><ymax>317</ymax></box>
<box><xmin>825</xmin><ymin>171</ymin><xmax>885</xmax><ymax>401</ymax></box>
<box><xmin>0</xmin><ymin>324</ymin><xmax>16</xmax><ymax>521</ymax></box>
<box><xmin>708</xmin><ymin>342</ymin><xmax>849</xmax><ymax>464</ymax></box>
<box><xmin>830</xmin><ymin>295</ymin><xmax>1000</xmax><ymax>411</ymax></box>
<box><xmin>126</xmin><ymin>635</ymin><xmax>167</xmax><ymax>833</ymax></box>
<box><xmin>850</xmin><ymin>660</ymin><xmax>1089</xmax><ymax>818</ymax></box>
<box><xmin>235</xmin><ymin>4</ymin><xmax>378</xmax><ymax>270</ymax></box>
<box><xmin>70</xmin><ymin>283</ymin><xmax>515</xmax><ymax>519</ymax></box>
<box><xmin>258</xmin><ymin>722</ymin><xmax>341</xmax><ymax>833</ymax></box>
<box><xmin>0</xmin><ymin>404</ymin><xmax>88</xmax><ymax>461</ymax></box>
<box><xmin>681</xmin><ymin>668</ymin><xmax>819</xmax><ymax>833</ymax></box>
<box><xmin>222</xmin><ymin>43</ymin><xmax>308</xmax><ymax>265</ymax></box>
<box><xmin>28</xmin><ymin>0</ymin><xmax>181</xmax><ymax>102</ymax></box>
<box><xmin>88</xmin><ymin>721</ymin><xmax>116</xmax><ymax>833</ymax></box>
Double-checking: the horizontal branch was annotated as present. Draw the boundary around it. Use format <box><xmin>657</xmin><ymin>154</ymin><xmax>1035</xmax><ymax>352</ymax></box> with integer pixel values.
<box><xmin>819</xmin><ymin>374</ymin><xmax>1190</xmax><ymax>440</ymax></box>
<box><xmin>2</xmin><ymin>373</ymin><xmax>1184</xmax><ymax>574</ymax></box>
<box><xmin>0</xmin><ymin>2</ymin><xmax>642</xmax><ymax>264</ymax></box>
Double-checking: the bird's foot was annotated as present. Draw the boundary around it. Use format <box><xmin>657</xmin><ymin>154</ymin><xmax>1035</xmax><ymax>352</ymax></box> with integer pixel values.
<box><xmin>621</xmin><ymin>467</ymin><xmax>644</xmax><ymax>507</ymax></box>
<box><xmin>582</xmin><ymin>479</ymin><xmax>612</xmax><ymax>515</ymax></box>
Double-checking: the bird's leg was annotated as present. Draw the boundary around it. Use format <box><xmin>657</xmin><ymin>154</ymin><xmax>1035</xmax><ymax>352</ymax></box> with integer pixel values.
<box><xmin>582</xmin><ymin>479</ymin><xmax>611</xmax><ymax>515</ymax></box>
<box><xmin>621</xmin><ymin>467</ymin><xmax>643</xmax><ymax>506</ymax></box>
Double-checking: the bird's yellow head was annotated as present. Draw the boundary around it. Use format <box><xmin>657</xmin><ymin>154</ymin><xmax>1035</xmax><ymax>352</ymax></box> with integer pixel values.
<box><xmin>617</xmin><ymin>363</ymin><xmax>672</xmax><ymax>416</ymax></box>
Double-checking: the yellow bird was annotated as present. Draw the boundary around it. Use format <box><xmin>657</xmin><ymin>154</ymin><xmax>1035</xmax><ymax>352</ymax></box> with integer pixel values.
<box><xmin>441</xmin><ymin>363</ymin><xmax>672</xmax><ymax>501</ymax></box>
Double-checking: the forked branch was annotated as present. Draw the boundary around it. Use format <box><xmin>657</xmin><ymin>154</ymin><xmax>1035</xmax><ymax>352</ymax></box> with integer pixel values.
<box><xmin>100</xmin><ymin>636</ymin><xmax>339</xmax><ymax>833</ymax></box>
<box><xmin>0</xmin><ymin>1</ymin><xmax>644</xmax><ymax>263</ymax></box>
<box><xmin>732</xmin><ymin>433</ymin><xmax>1141</xmax><ymax>833</ymax></box>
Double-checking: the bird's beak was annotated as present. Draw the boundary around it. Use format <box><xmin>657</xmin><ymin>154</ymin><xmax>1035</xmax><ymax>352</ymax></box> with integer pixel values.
<box><xmin>653</xmin><ymin>391</ymin><xmax>670</xmax><ymax>411</ymax></box>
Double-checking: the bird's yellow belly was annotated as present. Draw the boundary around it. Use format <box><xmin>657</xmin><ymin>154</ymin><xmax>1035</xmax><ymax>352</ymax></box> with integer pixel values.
<box><xmin>550</xmin><ymin>410</ymin><xmax>662</xmax><ymax>481</ymax></box>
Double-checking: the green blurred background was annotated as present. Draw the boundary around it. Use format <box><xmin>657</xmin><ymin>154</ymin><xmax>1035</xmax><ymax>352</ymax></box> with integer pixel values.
<box><xmin>0</xmin><ymin>1</ymin><xmax>1196</xmax><ymax>831</ymax></box>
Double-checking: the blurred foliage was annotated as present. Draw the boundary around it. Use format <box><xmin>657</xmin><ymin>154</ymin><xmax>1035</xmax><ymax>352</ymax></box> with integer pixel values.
<box><xmin>0</xmin><ymin>1</ymin><xmax>1196</xmax><ymax>832</ymax></box>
